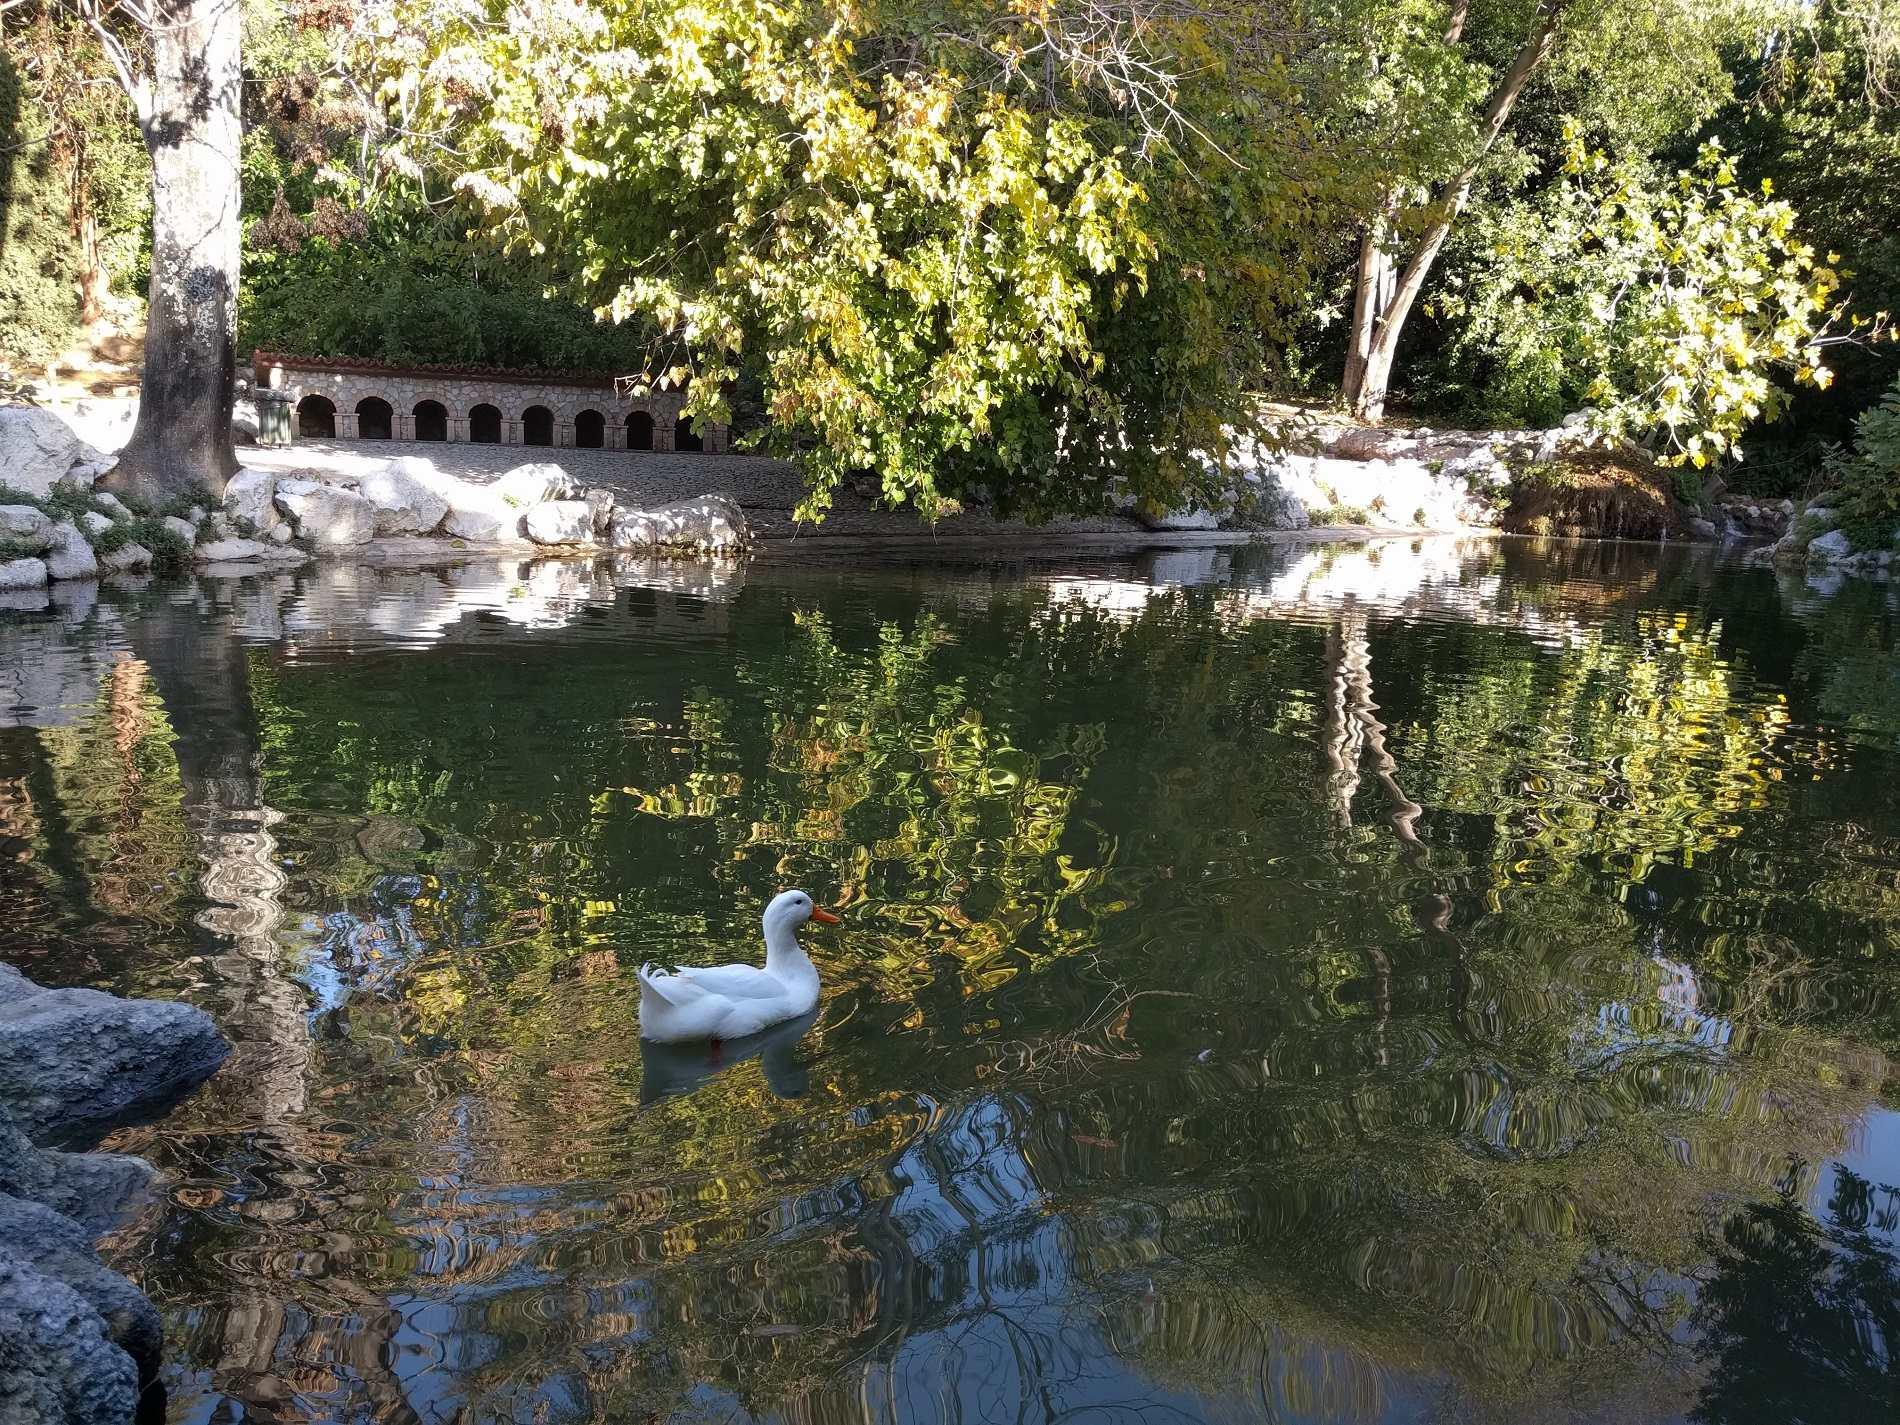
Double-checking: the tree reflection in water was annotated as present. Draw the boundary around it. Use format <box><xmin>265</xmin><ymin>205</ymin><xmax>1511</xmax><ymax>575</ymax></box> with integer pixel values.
<box><xmin>1691</xmin><ymin>1164</ymin><xmax>1900</xmax><ymax>1425</ymax></box>
<box><xmin>0</xmin><ymin>541</ymin><xmax>1897</xmax><ymax>1423</ymax></box>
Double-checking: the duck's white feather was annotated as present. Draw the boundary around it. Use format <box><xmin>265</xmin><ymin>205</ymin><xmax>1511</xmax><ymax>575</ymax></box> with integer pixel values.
<box><xmin>637</xmin><ymin>891</ymin><xmax>828</xmax><ymax>1043</ymax></box>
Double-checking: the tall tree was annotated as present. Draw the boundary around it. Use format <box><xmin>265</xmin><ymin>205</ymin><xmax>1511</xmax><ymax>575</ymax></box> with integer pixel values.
<box><xmin>32</xmin><ymin>0</ymin><xmax>245</xmax><ymax>499</ymax></box>
<box><xmin>1342</xmin><ymin>0</ymin><xmax>1572</xmax><ymax>422</ymax></box>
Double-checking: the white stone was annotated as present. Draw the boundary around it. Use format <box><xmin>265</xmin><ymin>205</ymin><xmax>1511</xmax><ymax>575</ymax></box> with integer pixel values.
<box><xmin>161</xmin><ymin>515</ymin><xmax>199</xmax><ymax>546</ymax></box>
<box><xmin>609</xmin><ymin>493</ymin><xmax>749</xmax><ymax>551</ymax></box>
<box><xmin>223</xmin><ymin>468</ymin><xmax>282</xmax><ymax>536</ymax></box>
<box><xmin>524</xmin><ymin>500</ymin><xmax>597</xmax><ymax>545</ymax></box>
<box><xmin>0</xmin><ymin>556</ymin><xmax>48</xmax><ymax>589</ymax></box>
<box><xmin>0</xmin><ymin>505</ymin><xmax>55</xmax><ymax>550</ymax></box>
<box><xmin>358</xmin><ymin>460</ymin><xmax>449</xmax><ymax>535</ymax></box>
<box><xmin>0</xmin><ymin>405</ymin><xmax>85</xmax><ymax>497</ymax></box>
<box><xmin>440</xmin><ymin>507</ymin><xmax>508</xmax><ymax>541</ymax></box>
<box><xmin>275</xmin><ymin>478</ymin><xmax>377</xmax><ymax>547</ymax></box>
<box><xmin>194</xmin><ymin>538</ymin><xmax>307</xmax><ymax>564</ymax></box>
<box><xmin>267</xmin><ymin>523</ymin><xmax>293</xmax><ymax>544</ymax></box>
<box><xmin>101</xmin><ymin>543</ymin><xmax>152</xmax><ymax>573</ymax></box>
<box><xmin>62</xmin><ymin>457</ymin><xmax>114</xmax><ymax>487</ymax></box>
<box><xmin>93</xmin><ymin>492</ymin><xmax>130</xmax><ymax>519</ymax></box>
<box><xmin>80</xmin><ymin>510</ymin><xmax>114</xmax><ymax>537</ymax></box>
<box><xmin>494</xmin><ymin>463</ymin><xmax>580</xmax><ymax>507</ymax></box>
<box><xmin>1808</xmin><ymin>528</ymin><xmax>1854</xmax><ymax>562</ymax></box>
<box><xmin>43</xmin><ymin>522</ymin><xmax>98</xmax><ymax>581</ymax></box>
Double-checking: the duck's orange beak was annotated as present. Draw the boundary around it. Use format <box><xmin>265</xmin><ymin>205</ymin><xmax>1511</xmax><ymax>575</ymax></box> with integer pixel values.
<box><xmin>809</xmin><ymin>907</ymin><xmax>842</xmax><ymax>925</ymax></box>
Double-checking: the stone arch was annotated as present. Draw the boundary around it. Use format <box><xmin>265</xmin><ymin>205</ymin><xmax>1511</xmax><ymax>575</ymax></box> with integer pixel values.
<box><xmin>627</xmin><ymin>410</ymin><xmax>655</xmax><ymax>451</ymax></box>
<box><xmin>522</xmin><ymin>405</ymin><xmax>555</xmax><ymax>448</ymax></box>
<box><xmin>413</xmin><ymin>399</ymin><xmax>448</xmax><ymax>442</ymax></box>
<box><xmin>297</xmin><ymin>394</ymin><xmax>336</xmax><ymax>439</ymax></box>
<box><xmin>574</xmin><ymin>409</ymin><xmax>605</xmax><ymax>449</ymax></box>
<box><xmin>355</xmin><ymin>396</ymin><xmax>393</xmax><ymax>441</ymax></box>
<box><xmin>674</xmin><ymin>415</ymin><xmax>703</xmax><ymax>453</ymax></box>
<box><xmin>469</xmin><ymin>403</ymin><xmax>503</xmax><ymax>444</ymax></box>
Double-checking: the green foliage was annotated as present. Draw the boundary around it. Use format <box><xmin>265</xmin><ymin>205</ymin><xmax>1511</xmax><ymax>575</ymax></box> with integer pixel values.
<box><xmin>240</xmin><ymin>207</ymin><xmax>664</xmax><ymax>370</ymax></box>
<box><xmin>1434</xmin><ymin>133</ymin><xmax>1845</xmax><ymax>464</ymax></box>
<box><xmin>0</xmin><ymin>53</ymin><xmax>82</xmax><ymax>369</ymax></box>
<box><xmin>125</xmin><ymin>514</ymin><xmax>191</xmax><ymax>571</ymax></box>
<box><xmin>1826</xmin><ymin>376</ymin><xmax>1900</xmax><ymax>549</ymax></box>
<box><xmin>354</xmin><ymin>0</ymin><xmax>1227</xmax><ymax>520</ymax></box>
<box><xmin>1705</xmin><ymin>5</ymin><xmax>1900</xmax><ymax>460</ymax></box>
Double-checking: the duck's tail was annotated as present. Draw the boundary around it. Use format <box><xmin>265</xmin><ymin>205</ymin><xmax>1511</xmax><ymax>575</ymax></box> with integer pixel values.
<box><xmin>637</xmin><ymin>962</ymin><xmax>690</xmax><ymax>1012</ymax></box>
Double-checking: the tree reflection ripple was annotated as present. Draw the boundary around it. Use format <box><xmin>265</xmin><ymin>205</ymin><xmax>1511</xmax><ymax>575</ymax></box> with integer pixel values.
<box><xmin>0</xmin><ymin>540</ymin><xmax>1895</xmax><ymax>1424</ymax></box>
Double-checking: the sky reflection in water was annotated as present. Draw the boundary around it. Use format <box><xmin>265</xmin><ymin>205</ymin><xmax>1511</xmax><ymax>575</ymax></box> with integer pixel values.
<box><xmin>1</xmin><ymin>536</ymin><xmax>1897</xmax><ymax>1425</ymax></box>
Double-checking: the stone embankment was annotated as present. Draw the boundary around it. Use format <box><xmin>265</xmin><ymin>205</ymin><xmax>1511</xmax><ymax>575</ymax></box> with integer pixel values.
<box><xmin>0</xmin><ymin>402</ymin><xmax>748</xmax><ymax>588</ymax></box>
<box><xmin>0</xmin><ymin>964</ymin><xmax>230</xmax><ymax>1423</ymax></box>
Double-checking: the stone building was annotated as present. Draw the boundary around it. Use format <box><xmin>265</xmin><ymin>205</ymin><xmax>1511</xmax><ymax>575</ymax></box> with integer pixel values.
<box><xmin>253</xmin><ymin>352</ymin><xmax>730</xmax><ymax>453</ymax></box>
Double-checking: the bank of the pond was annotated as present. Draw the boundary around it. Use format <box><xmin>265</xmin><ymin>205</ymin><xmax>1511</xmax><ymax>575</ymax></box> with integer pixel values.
<box><xmin>0</xmin><ymin>966</ymin><xmax>229</xmax><ymax>1422</ymax></box>
<box><xmin>19</xmin><ymin>399</ymin><xmax>1889</xmax><ymax>592</ymax></box>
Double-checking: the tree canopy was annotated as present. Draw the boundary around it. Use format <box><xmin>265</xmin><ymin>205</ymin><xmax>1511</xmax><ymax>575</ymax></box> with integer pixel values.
<box><xmin>4</xmin><ymin>0</ymin><xmax>1898</xmax><ymax>514</ymax></box>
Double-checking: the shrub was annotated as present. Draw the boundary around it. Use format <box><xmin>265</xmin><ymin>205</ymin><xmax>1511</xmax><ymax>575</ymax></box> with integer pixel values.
<box><xmin>1827</xmin><ymin>379</ymin><xmax>1900</xmax><ymax>551</ymax></box>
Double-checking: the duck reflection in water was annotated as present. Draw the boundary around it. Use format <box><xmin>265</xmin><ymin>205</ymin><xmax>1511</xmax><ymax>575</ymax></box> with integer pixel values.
<box><xmin>638</xmin><ymin>1006</ymin><xmax>819</xmax><ymax>1105</ymax></box>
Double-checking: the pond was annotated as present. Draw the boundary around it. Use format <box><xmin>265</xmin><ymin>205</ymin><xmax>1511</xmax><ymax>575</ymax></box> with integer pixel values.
<box><xmin>2</xmin><ymin>537</ymin><xmax>1897</xmax><ymax>1425</ymax></box>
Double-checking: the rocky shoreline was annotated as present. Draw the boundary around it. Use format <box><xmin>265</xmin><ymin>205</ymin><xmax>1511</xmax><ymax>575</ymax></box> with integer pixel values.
<box><xmin>10</xmin><ymin>398</ymin><xmax>1898</xmax><ymax>585</ymax></box>
<box><xmin>1</xmin><ymin>403</ymin><xmax>750</xmax><ymax>590</ymax></box>
<box><xmin>0</xmin><ymin>964</ymin><xmax>229</xmax><ymax>1423</ymax></box>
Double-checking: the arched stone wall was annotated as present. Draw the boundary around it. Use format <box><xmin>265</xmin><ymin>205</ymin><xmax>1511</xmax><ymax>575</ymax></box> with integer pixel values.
<box><xmin>255</xmin><ymin>355</ymin><xmax>730</xmax><ymax>452</ymax></box>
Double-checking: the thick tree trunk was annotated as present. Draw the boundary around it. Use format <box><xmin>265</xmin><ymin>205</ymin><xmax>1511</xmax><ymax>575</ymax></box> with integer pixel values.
<box><xmin>106</xmin><ymin>0</ymin><xmax>242</xmax><ymax>504</ymax></box>
<box><xmin>1341</xmin><ymin>0</ymin><xmax>1566</xmax><ymax>423</ymax></box>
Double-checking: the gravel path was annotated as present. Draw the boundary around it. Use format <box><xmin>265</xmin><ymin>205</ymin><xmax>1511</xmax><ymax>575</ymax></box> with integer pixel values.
<box><xmin>243</xmin><ymin>440</ymin><xmax>1146</xmax><ymax>541</ymax></box>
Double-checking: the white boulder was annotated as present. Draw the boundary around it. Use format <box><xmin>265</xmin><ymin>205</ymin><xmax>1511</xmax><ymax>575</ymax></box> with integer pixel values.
<box><xmin>0</xmin><ymin>506</ymin><xmax>56</xmax><ymax>551</ymax></box>
<box><xmin>609</xmin><ymin>494</ymin><xmax>748</xmax><ymax>551</ymax></box>
<box><xmin>160</xmin><ymin>515</ymin><xmax>199</xmax><ymax>546</ymax></box>
<box><xmin>80</xmin><ymin>511</ymin><xmax>114</xmax><ymax>537</ymax></box>
<box><xmin>493</xmin><ymin>462</ymin><xmax>580</xmax><ymax>507</ymax></box>
<box><xmin>43</xmin><ymin>523</ymin><xmax>98</xmax><ymax>581</ymax></box>
<box><xmin>524</xmin><ymin>500</ymin><xmax>597</xmax><ymax>545</ymax></box>
<box><xmin>274</xmin><ymin>478</ymin><xmax>376</xmax><ymax>547</ymax></box>
<box><xmin>358</xmin><ymin>459</ymin><xmax>449</xmax><ymax>535</ymax></box>
<box><xmin>223</xmin><ymin>468</ymin><xmax>283</xmax><ymax>537</ymax></box>
<box><xmin>0</xmin><ymin>557</ymin><xmax>49</xmax><ymax>589</ymax></box>
<box><xmin>0</xmin><ymin>405</ymin><xmax>86</xmax><ymax>498</ymax></box>
<box><xmin>441</xmin><ymin>506</ymin><xmax>510</xmax><ymax>541</ymax></box>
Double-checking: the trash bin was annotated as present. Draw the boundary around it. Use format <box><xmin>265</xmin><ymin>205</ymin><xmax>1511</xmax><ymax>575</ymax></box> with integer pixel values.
<box><xmin>256</xmin><ymin>389</ymin><xmax>293</xmax><ymax>447</ymax></box>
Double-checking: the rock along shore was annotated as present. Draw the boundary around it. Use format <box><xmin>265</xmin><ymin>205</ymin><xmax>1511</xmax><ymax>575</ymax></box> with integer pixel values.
<box><xmin>0</xmin><ymin>964</ymin><xmax>230</xmax><ymax>1424</ymax></box>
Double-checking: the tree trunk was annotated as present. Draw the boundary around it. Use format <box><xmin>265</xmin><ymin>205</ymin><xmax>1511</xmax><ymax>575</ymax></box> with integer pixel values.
<box><xmin>106</xmin><ymin>0</ymin><xmax>242</xmax><ymax>504</ymax></box>
<box><xmin>74</xmin><ymin>198</ymin><xmax>107</xmax><ymax>326</ymax></box>
<box><xmin>1343</xmin><ymin>196</ymin><xmax>1399</xmax><ymax>417</ymax></box>
<box><xmin>1342</xmin><ymin>0</ymin><xmax>1567</xmax><ymax>423</ymax></box>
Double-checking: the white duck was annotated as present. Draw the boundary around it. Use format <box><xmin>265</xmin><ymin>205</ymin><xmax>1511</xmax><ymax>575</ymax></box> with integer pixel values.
<box><xmin>637</xmin><ymin>889</ymin><xmax>840</xmax><ymax>1043</ymax></box>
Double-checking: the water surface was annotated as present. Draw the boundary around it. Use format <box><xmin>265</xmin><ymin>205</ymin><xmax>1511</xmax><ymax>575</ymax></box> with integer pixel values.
<box><xmin>2</xmin><ymin>537</ymin><xmax>1897</xmax><ymax>1424</ymax></box>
